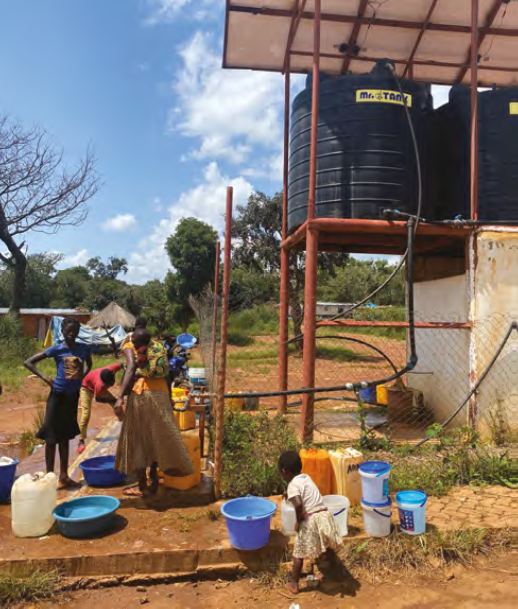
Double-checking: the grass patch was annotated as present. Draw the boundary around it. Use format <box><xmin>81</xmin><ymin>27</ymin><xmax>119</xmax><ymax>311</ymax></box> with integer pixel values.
<box><xmin>218</xmin><ymin>410</ymin><xmax>300</xmax><ymax>497</ymax></box>
<box><xmin>341</xmin><ymin>528</ymin><xmax>507</xmax><ymax>581</ymax></box>
<box><xmin>359</xmin><ymin>429</ymin><xmax>512</xmax><ymax>498</ymax></box>
<box><xmin>0</xmin><ymin>570</ymin><xmax>61</xmax><ymax>607</ymax></box>
<box><xmin>316</xmin><ymin>344</ymin><xmax>362</xmax><ymax>363</ymax></box>
<box><xmin>207</xmin><ymin>509</ymin><xmax>221</xmax><ymax>522</ymax></box>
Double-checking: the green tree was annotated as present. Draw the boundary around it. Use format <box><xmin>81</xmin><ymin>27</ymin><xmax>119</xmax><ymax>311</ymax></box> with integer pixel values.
<box><xmin>165</xmin><ymin>218</ymin><xmax>218</xmax><ymax>330</ymax></box>
<box><xmin>86</xmin><ymin>256</ymin><xmax>128</xmax><ymax>280</ymax></box>
<box><xmin>0</xmin><ymin>253</ymin><xmax>61</xmax><ymax>308</ymax></box>
<box><xmin>134</xmin><ymin>279</ymin><xmax>173</xmax><ymax>334</ymax></box>
<box><xmin>232</xmin><ymin>191</ymin><xmax>349</xmax><ymax>341</ymax></box>
<box><xmin>52</xmin><ymin>266</ymin><xmax>92</xmax><ymax>308</ymax></box>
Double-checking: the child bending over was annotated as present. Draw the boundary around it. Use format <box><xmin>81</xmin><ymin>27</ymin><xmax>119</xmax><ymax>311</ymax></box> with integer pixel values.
<box><xmin>279</xmin><ymin>450</ymin><xmax>343</xmax><ymax>595</ymax></box>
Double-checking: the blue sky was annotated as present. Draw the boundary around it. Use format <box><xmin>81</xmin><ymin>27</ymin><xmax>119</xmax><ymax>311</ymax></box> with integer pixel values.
<box><xmin>0</xmin><ymin>0</ymin><xmax>289</xmax><ymax>283</ymax></box>
<box><xmin>0</xmin><ymin>0</ymin><xmax>450</xmax><ymax>283</ymax></box>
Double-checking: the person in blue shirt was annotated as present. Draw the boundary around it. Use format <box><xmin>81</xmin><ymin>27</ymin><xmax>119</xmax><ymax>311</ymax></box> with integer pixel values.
<box><xmin>24</xmin><ymin>318</ymin><xmax>92</xmax><ymax>489</ymax></box>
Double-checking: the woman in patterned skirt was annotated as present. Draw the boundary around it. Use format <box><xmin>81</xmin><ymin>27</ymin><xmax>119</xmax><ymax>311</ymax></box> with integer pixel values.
<box><xmin>114</xmin><ymin>328</ymin><xmax>193</xmax><ymax>497</ymax></box>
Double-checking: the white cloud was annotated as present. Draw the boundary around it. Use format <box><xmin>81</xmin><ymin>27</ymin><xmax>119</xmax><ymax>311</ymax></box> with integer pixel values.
<box><xmin>104</xmin><ymin>214</ymin><xmax>137</xmax><ymax>232</ymax></box>
<box><xmin>172</xmin><ymin>31</ymin><xmax>288</xmax><ymax>168</ymax></box>
<box><xmin>147</xmin><ymin>0</ymin><xmax>218</xmax><ymax>24</ymax></box>
<box><xmin>60</xmin><ymin>249</ymin><xmax>89</xmax><ymax>268</ymax></box>
<box><xmin>126</xmin><ymin>162</ymin><xmax>253</xmax><ymax>284</ymax></box>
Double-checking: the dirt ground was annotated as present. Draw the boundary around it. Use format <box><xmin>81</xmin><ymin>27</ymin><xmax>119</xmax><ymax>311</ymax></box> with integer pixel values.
<box><xmin>0</xmin><ymin>378</ymin><xmax>116</xmax><ymax>466</ymax></box>
<box><xmin>29</xmin><ymin>555</ymin><xmax>518</xmax><ymax>608</ymax></box>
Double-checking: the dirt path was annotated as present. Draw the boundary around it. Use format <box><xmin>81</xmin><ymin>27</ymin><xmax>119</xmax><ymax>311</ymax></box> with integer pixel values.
<box><xmin>31</xmin><ymin>555</ymin><xmax>517</xmax><ymax>608</ymax></box>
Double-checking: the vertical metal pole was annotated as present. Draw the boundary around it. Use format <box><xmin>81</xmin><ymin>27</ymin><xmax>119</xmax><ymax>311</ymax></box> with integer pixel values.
<box><xmin>470</xmin><ymin>0</ymin><xmax>479</xmax><ymax>221</ymax></box>
<box><xmin>214</xmin><ymin>187</ymin><xmax>233</xmax><ymax>500</ymax></box>
<box><xmin>469</xmin><ymin>0</ymin><xmax>479</xmax><ymax>430</ymax></box>
<box><xmin>301</xmin><ymin>0</ymin><xmax>321</xmax><ymax>442</ymax></box>
<box><xmin>279</xmin><ymin>66</ymin><xmax>291</xmax><ymax>414</ymax></box>
<box><xmin>211</xmin><ymin>240</ymin><xmax>221</xmax><ymax>384</ymax></box>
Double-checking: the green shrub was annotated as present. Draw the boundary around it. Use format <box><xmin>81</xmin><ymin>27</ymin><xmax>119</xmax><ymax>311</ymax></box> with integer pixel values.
<box><xmin>0</xmin><ymin>314</ymin><xmax>33</xmax><ymax>360</ymax></box>
<box><xmin>220</xmin><ymin>410</ymin><xmax>301</xmax><ymax>497</ymax></box>
<box><xmin>227</xmin><ymin>329</ymin><xmax>255</xmax><ymax>347</ymax></box>
<box><xmin>229</xmin><ymin>304</ymin><xmax>279</xmax><ymax>336</ymax></box>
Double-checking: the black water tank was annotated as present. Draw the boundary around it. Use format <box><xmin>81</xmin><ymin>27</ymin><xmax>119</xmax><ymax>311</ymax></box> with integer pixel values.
<box><xmin>287</xmin><ymin>61</ymin><xmax>433</xmax><ymax>232</ymax></box>
<box><xmin>434</xmin><ymin>85</ymin><xmax>518</xmax><ymax>222</ymax></box>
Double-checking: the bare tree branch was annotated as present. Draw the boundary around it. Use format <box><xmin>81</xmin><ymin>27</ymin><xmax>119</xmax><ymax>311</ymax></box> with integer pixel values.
<box><xmin>0</xmin><ymin>115</ymin><xmax>100</xmax><ymax>313</ymax></box>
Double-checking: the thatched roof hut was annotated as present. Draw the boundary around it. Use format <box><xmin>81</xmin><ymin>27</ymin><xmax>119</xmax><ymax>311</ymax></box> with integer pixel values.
<box><xmin>88</xmin><ymin>302</ymin><xmax>136</xmax><ymax>330</ymax></box>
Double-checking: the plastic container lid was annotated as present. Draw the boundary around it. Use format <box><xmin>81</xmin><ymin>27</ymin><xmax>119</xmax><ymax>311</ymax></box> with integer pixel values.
<box><xmin>361</xmin><ymin>497</ymin><xmax>392</xmax><ymax>509</ymax></box>
<box><xmin>395</xmin><ymin>491</ymin><xmax>427</xmax><ymax>505</ymax></box>
<box><xmin>359</xmin><ymin>461</ymin><xmax>391</xmax><ymax>476</ymax></box>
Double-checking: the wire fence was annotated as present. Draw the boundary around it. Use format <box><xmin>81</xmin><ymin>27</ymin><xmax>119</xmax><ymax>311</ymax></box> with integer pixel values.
<box><xmin>188</xmin><ymin>262</ymin><xmax>517</xmax><ymax>452</ymax></box>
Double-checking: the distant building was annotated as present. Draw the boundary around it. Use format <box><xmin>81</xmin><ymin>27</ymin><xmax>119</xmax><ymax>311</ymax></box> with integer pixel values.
<box><xmin>316</xmin><ymin>302</ymin><xmax>354</xmax><ymax>319</ymax></box>
<box><xmin>0</xmin><ymin>308</ymin><xmax>91</xmax><ymax>341</ymax></box>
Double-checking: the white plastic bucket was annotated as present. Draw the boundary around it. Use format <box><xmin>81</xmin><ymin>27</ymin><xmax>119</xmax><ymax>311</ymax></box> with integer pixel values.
<box><xmin>361</xmin><ymin>498</ymin><xmax>392</xmax><ymax>537</ymax></box>
<box><xmin>323</xmin><ymin>495</ymin><xmax>350</xmax><ymax>537</ymax></box>
<box><xmin>359</xmin><ymin>461</ymin><xmax>391</xmax><ymax>504</ymax></box>
<box><xmin>396</xmin><ymin>491</ymin><xmax>427</xmax><ymax>535</ymax></box>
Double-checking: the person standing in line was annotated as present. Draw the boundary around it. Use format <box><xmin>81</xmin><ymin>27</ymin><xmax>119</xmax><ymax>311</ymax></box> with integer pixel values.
<box><xmin>24</xmin><ymin>318</ymin><xmax>92</xmax><ymax>489</ymax></box>
<box><xmin>114</xmin><ymin>328</ymin><xmax>193</xmax><ymax>498</ymax></box>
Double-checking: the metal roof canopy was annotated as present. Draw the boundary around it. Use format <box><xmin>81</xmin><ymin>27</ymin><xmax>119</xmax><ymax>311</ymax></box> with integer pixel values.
<box><xmin>224</xmin><ymin>0</ymin><xmax>518</xmax><ymax>87</ymax></box>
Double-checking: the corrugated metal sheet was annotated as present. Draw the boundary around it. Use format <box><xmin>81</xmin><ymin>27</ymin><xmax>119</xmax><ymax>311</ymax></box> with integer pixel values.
<box><xmin>0</xmin><ymin>308</ymin><xmax>90</xmax><ymax>316</ymax></box>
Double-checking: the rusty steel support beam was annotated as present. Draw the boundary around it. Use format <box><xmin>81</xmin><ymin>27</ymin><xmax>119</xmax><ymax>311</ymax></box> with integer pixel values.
<box><xmin>283</xmin><ymin>0</ymin><xmax>308</xmax><ymax>74</ymax></box>
<box><xmin>223</xmin><ymin>0</ymin><xmax>231</xmax><ymax>67</ymax></box>
<box><xmin>281</xmin><ymin>220</ymin><xmax>308</xmax><ymax>251</ymax></box>
<box><xmin>340</xmin><ymin>0</ymin><xmax>370</xmax><ymax>74</ymax></box>
<box><xmin>291</xmin><ymin>49</ymin><xmax>518</xmax><ymax>73</ymax></box>
<box><xmin>228</xmin><ymin>4</ymin><xmax>518</xmax><ymax>37</ymax></box>
<box><xmin>317</xmin><ymin>320</ymin><xmax>472</xmax><ymax>329</ymax></box>
<box><xmin>301</xmin><ymin>225</ymin><xmax>319</xmax><ymax>442</ymax></box>
<box><xmin>471</xmin><ymin>0</ymin><xmax>479</xmax><ymax>221</ymax></box>
<box><xmin>457</xmin><ymin>0</ymin><xmax>504</xmax><ymax>83</ymax></box>
<box><xmin>301</xmin><ymin>0</ymin><xmax>321</xmax><ymax>443</ymax></box>
<box><xmin>279</xmin><ymin>66</ymin><xmax>291</xmax><ymax>414</ymax></box>
<box><xmin>403</xmin><ymin>0</ymin><xmax>440</xmax><ymax>78</ymax></box>
<box><xmin>214</xmin><ymin>187</ymin><xmax>233</xmax><ymax>500</ymax></box>
<box><xmin>211</xmin><ymin>241</ymin><xmax>221</xmax><ymax>380</ymax></box>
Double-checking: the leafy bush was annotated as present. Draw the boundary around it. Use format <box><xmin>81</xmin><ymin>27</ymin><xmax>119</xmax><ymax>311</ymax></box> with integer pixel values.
<box><xmin>0</xmin><ymin>314</ymin><xmax>33</xmax><ymax>360</ymax></box>
<box><xmin>227</xmin><ymin>329</ymin><xmax>255</xmax><ymax>347</ymax></box>
<box><xmin>229</xmin><ymin>304</ymin><xmax>279</xmax><ymax>336</ymax></box>
<box><xmin>220</xmin><ymin>410</ymin><xmax>301</xmax><ymax>497</ymax></box>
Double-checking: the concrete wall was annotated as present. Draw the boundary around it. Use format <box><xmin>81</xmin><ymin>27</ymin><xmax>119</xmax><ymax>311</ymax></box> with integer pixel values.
<box><xmin>408</xmin><ymin>273</ymin><xmax>471</xmax><ymax>426</ymax></box>
<box><xmin>473</xmin><ymin>231</ymin><xmax>518</xmax><ymax>439</ymax></box>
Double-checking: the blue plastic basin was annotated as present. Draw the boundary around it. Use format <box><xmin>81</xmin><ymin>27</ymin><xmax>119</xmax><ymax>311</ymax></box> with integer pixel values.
<box><xmin>0</xmin><ymin>459</ymin><xmax>18</xmax><ymax>503</ymax></box>
<box><xmin>79</xmin><ymin>455</ymin><xmax>126</xmax><ymax>487</ymax></box>
<box><xmin>221</xmin><ymin>496</ymin><xmax>277</xmax><ymax>551</ymax></box>
<box><xmin>53</xmin><ymin>495</ymin><xmax>120</xmax><ymax>538</ymax></box>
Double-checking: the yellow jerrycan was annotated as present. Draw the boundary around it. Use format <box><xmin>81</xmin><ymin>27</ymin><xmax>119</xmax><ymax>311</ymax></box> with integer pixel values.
<box><xmin>329</xmin><ymin>448</ymin><xmax>364</xmax><ymax>506</ymax></box>
<box><xmin>162</xmin><ymin>429</ymin><xmax>201</xmax><ymax>491</ymax></box>
<box><xmin>300</xmin><ymin>448</ymin><xmax>333</xmax><ymax>497</ymax></box>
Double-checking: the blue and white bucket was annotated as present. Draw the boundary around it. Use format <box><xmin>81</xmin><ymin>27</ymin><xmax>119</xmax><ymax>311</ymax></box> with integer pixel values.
<box><xmin>359</xmin><ymin>461</ymin><xmax>391</xmax><ymax>504</ymax></box>
<box><xmin>396</xmin><ymin>491</ymin><xmax>427</xmax><ymax>535</ymax></box>
<box><xmin>361</xmin><ymin>498</ymin><xmax>392</xmax><ymax>537</ymax></box>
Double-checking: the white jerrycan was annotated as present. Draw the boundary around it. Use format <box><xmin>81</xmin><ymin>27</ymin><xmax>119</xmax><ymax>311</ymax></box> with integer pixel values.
<box><xmin>11</xmin><ymin>472</ymin><xmax>58</xmax><ymax>537</ymax></box>
<box><xmin>281</xmin><ymin>499</ymin><xmax>297</xmax><ymax>536</ymax></box>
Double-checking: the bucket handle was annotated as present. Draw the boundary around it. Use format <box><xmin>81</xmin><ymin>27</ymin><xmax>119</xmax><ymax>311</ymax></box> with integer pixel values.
<box><xmin>373</xmin><ymin>509</ymin><xmax>392</xmax><ymax>518</ymax></box>
<box><xmin>375</xmin><ymin>468</ymin><xmax>390</xmax><ymax>477</ymax></box>
<box><xmin>333</xmin><ymin>508</ymin><xmax>347</xmax><ymax>517</ymax></box>
<box><xmin>420</xmin><ymin>498</ymin><xmax>427</xmax><ymax>507</ymax></box>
